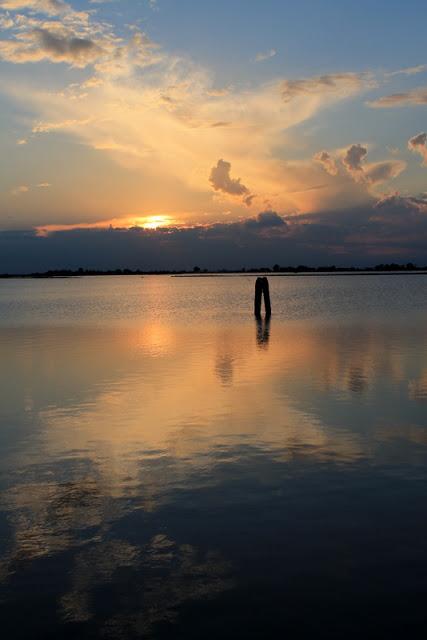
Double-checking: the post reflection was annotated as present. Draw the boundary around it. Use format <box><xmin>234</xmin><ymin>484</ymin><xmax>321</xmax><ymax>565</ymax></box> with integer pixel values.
<box><xmin>255</xmin><ymin>316</ymin><xmax>271</xmax><ymax>349</ymax></box>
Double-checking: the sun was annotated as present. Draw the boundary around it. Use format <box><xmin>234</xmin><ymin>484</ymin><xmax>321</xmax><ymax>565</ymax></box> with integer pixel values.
<box><xmin>133</xmin><ymin>215</ymin><xmax>173</xmax><ymax>229</ymax></box>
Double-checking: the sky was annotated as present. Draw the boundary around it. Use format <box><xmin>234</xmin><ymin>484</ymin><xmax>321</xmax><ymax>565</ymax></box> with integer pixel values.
<box><xmin>1</xmin><ymin>0</ymin><xmax>427</xmax><ymax>270</ymax></box>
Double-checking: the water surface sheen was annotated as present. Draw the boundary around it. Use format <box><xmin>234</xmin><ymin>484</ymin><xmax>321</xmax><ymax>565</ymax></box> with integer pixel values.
<box><xmin>1</xmin><ymin>275</ymin><xmax>427</xmax><ymax>638</ymax></box>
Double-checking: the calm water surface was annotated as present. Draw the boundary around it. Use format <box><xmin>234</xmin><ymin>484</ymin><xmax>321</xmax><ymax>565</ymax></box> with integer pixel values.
<box><xmin>1</xmin><ymin>275</ymin><xmax>427</xmax><ymax>638</ymax></box>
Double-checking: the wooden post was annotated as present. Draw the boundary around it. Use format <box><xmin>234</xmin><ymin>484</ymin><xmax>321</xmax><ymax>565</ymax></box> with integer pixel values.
<box><xmin>254</xmin><ymin>276</ymin><xmax>272</xmax><ymax>317</ymax></box>
<box><xmin>263</xmin><ymin>277</ymin><xmax>271</xmax><ymax>317</ymax></box>
<box><xmin>254</xmin><ymin>277</ymin><xmax>263</xmax><ymax>317</ymax></box>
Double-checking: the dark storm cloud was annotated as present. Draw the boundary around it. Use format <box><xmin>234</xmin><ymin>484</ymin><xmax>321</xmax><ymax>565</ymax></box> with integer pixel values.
<box><xmin>3</xmin><ymin>199</ymin><xmax>427</xmax><ymax>273</ymax></box>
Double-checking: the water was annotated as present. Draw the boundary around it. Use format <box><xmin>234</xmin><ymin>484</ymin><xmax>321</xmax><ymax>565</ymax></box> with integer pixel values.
<box><xmin>1</xmin><ymin>274</ymin><xmax>427</xmax><ymax>638</ymax></box>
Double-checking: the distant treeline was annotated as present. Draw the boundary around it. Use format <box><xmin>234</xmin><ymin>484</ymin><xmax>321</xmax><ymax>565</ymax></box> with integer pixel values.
<box><xmin>1</xmin><ymin>262</ymin><xmax>427</xmax><ymax>278</ymax></box>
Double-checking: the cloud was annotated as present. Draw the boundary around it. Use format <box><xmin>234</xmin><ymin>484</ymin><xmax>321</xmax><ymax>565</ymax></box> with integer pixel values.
<box><xmin>281</xmin><ymin>72</ymin><xmax>372</xmax><ymax>103</ymax></box>
<box><xmin>313</xmin><ymin>145</ymin><xmax>405</xmax><ymax>188</ymax></box>
<box><xmin>31</xmin><ymin>27</ymin><xmax>100</xmax><ymax>66</ymax></box>
<box><xmin>408</xmin><ymin>132</ymin><xmax>427</xmax><ymax>164</ymax></box>
<box><xmin>32</xmin><ymin>117</ymin><xmax>92</xmax><ymax>133</ymax></box>
<box><xmin>210</xmin><ymin>121</ymin><xmax>231</xmax><ymax>128</ymax></box>
<box><xmin>341</xmin><ymin>143</ymin><xmax>405</xmax><ymax>185</ymax></box>
<box><xmin>313</xmin><ymin>151</ymin><xmax>338</xmax><ymax>176</ymax></box>
<box><xmin>386</xmin><ymin>64</ymin><xmax>427</xmax><ymax>77</ymax></box>
<box><xmin>342</xmin><ymin>144</ymin><xmax>368</xmax><ymax>174</ymax></box>
<box><xmin>255</xmin><ymin>48</ymin><xmax>276</xmax><ymax>63</ymax></box>
<box><xmin>363</xmin><ymin>160</ymin><xmax>406</xmax><ymax>184</ymax></box>
<box><xmin>206</xmin><ymin>87</ymin><xmax>230</xmax><ymax>97</ymax></box>
<box><xmin>9</xmin><ymin>182</ymin><xmax>50</xmax><ymax>196</ymax></box>
<box><xmin>243</xmin><ymin>193</ymin><xmax>256</xmax><ymax>207</ymax></box>
<box><xmin>374</xmin><ymin>193</ymin><xmax>427</xmax><ymax>216</ymax></box>
<box><xmin>0</xmin><ymin>0</ymin><xmax>69</xmax><ymax>14</ymax></box>
<box><xmin>11</xmin><ymin>185</ymin><xmax>29</xmax><ymax>195</ymax></box>
<box><xmin>244</xmin><ymin>210</ymin><xmax>287</xmax><ymax>230</ymax></box>
<box><xmin>209</xmin><ymin>159</ymin><xmax>255</xmax><ymax>206</ymax></box>
<box><xmin>368</xmin><ymin>86</ymin><xmax>427</xmax><ymax>108</ymax></box>
<box><xmin>121</xmin><ymin>31</ymin><xmax>163</xmax><ymax>71</ymax></box>
<box><xmin>0</xmin><ymin>6</ymin><xmax>107</xmax><ymax>67</ymax></box>
<box><xmin>0</xmin><ymin>14</ymin><xmax>14</xmax><ymax>27</ymax></box>
<box><xmin>209</xmin><ymin>159</ymin><xmax>249</xmax><ymax>196</ymax></box>
<box><xmin>0</xmin><ymin>5</ymin><xmax>161</xmax><ymax>71</ymax></box>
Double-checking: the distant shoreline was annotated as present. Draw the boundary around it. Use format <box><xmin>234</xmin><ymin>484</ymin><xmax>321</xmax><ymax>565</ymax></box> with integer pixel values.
<box><xmin>173</xmin><ymin>271</ymin><xmax>427</xmax><ymax>277</ymax></box>
<box><xmin>2</xmin><ymin>265</ymin><xmax>427</xmax><ymax>279</ymax></box>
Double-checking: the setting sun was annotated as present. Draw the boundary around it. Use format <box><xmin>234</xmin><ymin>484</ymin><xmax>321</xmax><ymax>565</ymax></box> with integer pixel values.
<box><xmin>135</xmin><ymin>215</ymin><xmax>174</xmax><ymax>230</ymax></box>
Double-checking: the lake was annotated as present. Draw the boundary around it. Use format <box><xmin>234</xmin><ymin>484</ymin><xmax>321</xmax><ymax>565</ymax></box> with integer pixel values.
<box><xmin>1</xmin><ymin>274</ymin><xmax>427</xmax><ymax>638</ymax></box>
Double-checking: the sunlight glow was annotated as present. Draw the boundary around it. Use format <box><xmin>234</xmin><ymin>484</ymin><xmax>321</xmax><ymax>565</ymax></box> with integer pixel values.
<box><xmin>136</xmin><ymin>215</ymin><xmax>174</xmax><ymax>229</ymax></box>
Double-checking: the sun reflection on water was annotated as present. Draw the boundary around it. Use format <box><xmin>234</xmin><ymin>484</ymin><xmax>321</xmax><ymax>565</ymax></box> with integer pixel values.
<box><xmin>2</xmin><ymin>311</ymin><xmax>427</xmax><ymax>637</ymax></box>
